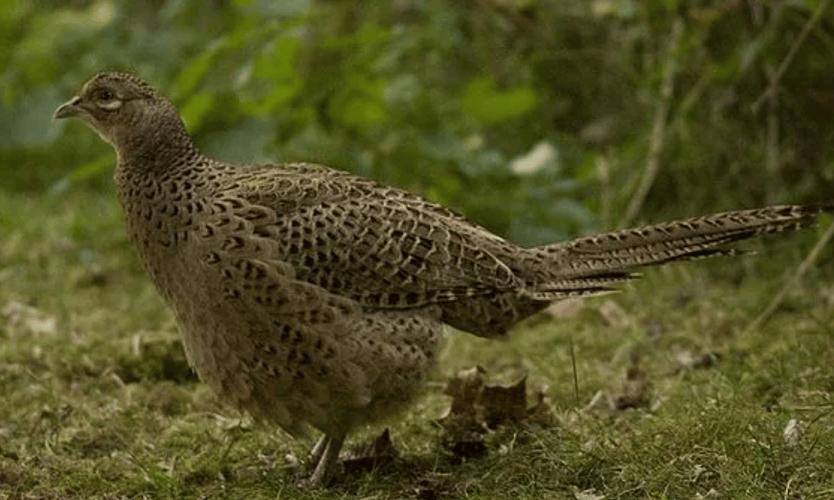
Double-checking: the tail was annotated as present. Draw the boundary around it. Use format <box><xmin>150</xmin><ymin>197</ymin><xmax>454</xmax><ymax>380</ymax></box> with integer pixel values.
<box><xmin>522</xmin><ymin>203</ymin><xmax>832</xmax><ymax>300</ymax></box>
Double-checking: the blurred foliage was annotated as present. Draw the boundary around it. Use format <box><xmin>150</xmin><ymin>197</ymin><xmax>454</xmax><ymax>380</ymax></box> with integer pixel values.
<box><xmin>1</xmin><ymin>0</ymin><xmax>833</xmax><ymax>244</ymax></box>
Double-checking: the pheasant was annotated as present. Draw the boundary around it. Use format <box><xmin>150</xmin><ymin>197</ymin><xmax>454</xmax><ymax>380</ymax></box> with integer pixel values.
<box><xmin>54</xmin><ymin>72</ymin><xmax>830</xmax><ymax>484</ymax></box>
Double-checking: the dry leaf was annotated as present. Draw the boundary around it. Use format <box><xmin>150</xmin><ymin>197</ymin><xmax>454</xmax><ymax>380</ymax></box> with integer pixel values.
<box><xmin>584</xmin><ymin>359</ymin><xmax>652</xmax><ymax>414</ymax></box>
<box><xmin>598</xmin><ymin>299</ymin><xmax>630</xmax><ymax>328</ymax></box>
<box><xmin>582</xmin><ymin>390</ymin><xmax>610</xmax><ymax>413</ymax></box>
<box><xmin>76</xmin><ymin>263</ymin><xmax>109</xmax><ymax>287</ymax></box>
<box><xmin>526</xmin><ymin>388</ymin><xmax>554</xmax><ymax>426</ymax></box>
<box><xmin>573</xmin><ymin>487</ymin><xmax>605</xmax><ymax>500</ymax></box>
<box><xmin>694</xmin><ymin>489</ymin><xmax>720</xmax><ymax>499</ymax></box>
<box><xmin>612</xmin><ymin>364</ymin><xmax>651</xmax><ymax>410</ymax></box>
<box><xmin>438</xmin><ymin>366</ymin><xmax>553</xmax><ymax>461</ymax></box>
<box><xmin>1</xmin><ymin>301</ymin><xmax>58</xmax><ymax>337</ymax></box>
<box><xmin>413</xmin><ymin>473</ymin><xmax>451</xmax><ymax>500</ymax></box>
<box><xmin>545</xmin><ymin>298</ymin><xmax>585</xmax><ymax>319</ymax></box>
<box><xmin>783</xmin><ymin>418</ymin><xmax>800</xmax><ymax>447</ymax></box>
<box><xmin>342</xmin><ymin>428</ymin><xmax>399</xmax><ymax>474</ymax></box>
<box><xmin>674</xmin><ymin>349</ymin><xmax>720</xmax><ymax>372</ymax></box>
<box><xmin>480</xmin><ymin>376</ymin><xmax>528</xmax><ymax>427</ymax></box>
<box><xmin>444</xmin><ymin>436</ymin><xmax>487</xmax><ymax>462</ymax></box>
<box><xmin>443</xmin><ymin>366</ymin><xmax>485</xmax><ymax>422</ymax></box>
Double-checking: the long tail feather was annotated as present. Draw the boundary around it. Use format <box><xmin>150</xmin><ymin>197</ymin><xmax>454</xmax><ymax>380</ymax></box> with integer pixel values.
<box><xmin>526</xmin><ymin>203</ymin><xmax>832</xmax><ymax>295</ymax></box>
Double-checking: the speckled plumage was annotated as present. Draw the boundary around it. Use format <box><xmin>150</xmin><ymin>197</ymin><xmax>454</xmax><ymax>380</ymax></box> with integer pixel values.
<box><xmin>55</xmin><ymin>73</ymin><xmax>830</xmax><ymax>484</ymax></box>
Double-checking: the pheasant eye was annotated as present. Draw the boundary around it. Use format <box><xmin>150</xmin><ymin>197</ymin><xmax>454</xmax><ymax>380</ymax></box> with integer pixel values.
<box><xmin>95</xmin><ymin>89</ymin><xmax>122</xmax><ymax>110</ymax></box>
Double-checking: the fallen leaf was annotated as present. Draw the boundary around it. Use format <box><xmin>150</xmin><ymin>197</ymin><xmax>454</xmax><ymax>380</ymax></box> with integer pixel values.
<box><xmin>598</xmin><ymin>299</ymin><xmax>630</xmax><ymax>328</ymax></box>
<box><xmin>438</xmin><ymin>367</ymin><xmax>553</xmax><ymax>461</ymax></box>
<box><xmin>582</xmin><ymin>390</ymin><xmax>610</xmax><ymax>414</ymax></box>
<box><xmin>573</xmin><ymin>487</ymin><xmax>605</xmax><ymax>500</ymax></box>
<box><xmin>526</xmin><ymin>387</ymin><xmax>554</xmax><ymax>426</ymax></box>
<box><xmin>695</xmin><ymin>488</ymin><xmax>720</xmax><ymax>499</ymax></box>
<box><xmin>783</xmin><ymin>418</ymin><xmax>800</xmax><ymax>447</ymax></box>
<box><xmin>480</xmin><ymin>376</ymin><xmax>528</xmax><ymax>427</ymax></box>
<box><xmin>443</xmin><ymin>366</ymin><xmax>485</xmax><ymax>423</ymax></box>
<box><xmin>545</xmin><ymin>298</ymin><xmax>585</xmax><ymax>319</ymax></box>
<box><xmin>444</xmin><ymin>436</ymin><xmax>487</xmax><ymax>462</ymax></box>
<box><xmin>76</xmin><ymin>263</ymin><xmax>109</xmax><ymax>287</ymax></box>
<box><xmin>413</xmin><ymin>474</ymin><xmax>452</xmax><ymax>500</ymax></box>
<box><xmin>1</xmin><ymin>301</ymin><xmax>58</xmax><ymax>337</ymax></box>
<box><xmin>612</xmin><ymin>364</ymin><xmax>651</xmax><ymax>410</ymax></box>
<box><xmin>674</xmin><ymin>349</ymin><xmax>721</xmax><ymax>372</ymax></box>
<box><xmin>342</xmin><ymin>428</ymin><xmax>399</xmax><ymax>474</ymax></box>
<box><xmin>583</xmin><ymin>359</ymin><xmax>652</xmax><ymax>414</ymax></box>
<box><xmin>691</xmin><ymin>464</ymin><xmax>707</xmax><ymax>482</ymax></box>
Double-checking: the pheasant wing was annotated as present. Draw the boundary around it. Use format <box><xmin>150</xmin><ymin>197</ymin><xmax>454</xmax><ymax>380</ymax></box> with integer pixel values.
<box><xmin>224</xmin><ymin>163</ymin><xmax>523</xmax><ymax>309</ymax></box>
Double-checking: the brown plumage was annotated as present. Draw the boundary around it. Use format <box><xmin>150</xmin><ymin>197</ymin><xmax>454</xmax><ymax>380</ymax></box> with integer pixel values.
<box><xmin>54</xmin><ymin>72</ymin><xmax>830</xmax><ymax>484</ymax></box>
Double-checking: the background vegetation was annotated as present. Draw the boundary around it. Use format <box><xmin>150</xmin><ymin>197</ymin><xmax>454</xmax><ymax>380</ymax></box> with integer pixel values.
<box><xmin>1</xmin><ymin>0</ymin><xmax>833</xmax><ymax>498</ymax></box>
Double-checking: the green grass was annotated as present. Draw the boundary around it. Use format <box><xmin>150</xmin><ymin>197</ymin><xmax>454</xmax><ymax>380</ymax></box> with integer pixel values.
<box><xmin>2</xmin><ymin>188</ymin><xmax>833</xmax><ymax>499</ymax></box>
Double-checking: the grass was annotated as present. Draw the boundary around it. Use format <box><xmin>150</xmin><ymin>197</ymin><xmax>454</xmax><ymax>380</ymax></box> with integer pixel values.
<box><xmin>1</xmin><ymin>187</ymin><xmax>833</xmax><ymax>499</ymax></box>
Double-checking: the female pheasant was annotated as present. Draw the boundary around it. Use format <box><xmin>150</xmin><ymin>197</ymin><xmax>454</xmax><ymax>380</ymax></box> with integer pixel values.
<box><xmin>54</xmin><ymin>72</ymin><xmax>830</xmax><ymax>484</ymax></box>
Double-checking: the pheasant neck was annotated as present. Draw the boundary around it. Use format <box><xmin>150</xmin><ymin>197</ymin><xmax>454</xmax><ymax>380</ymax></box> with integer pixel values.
<box><xmin>114</xmin><ymin>113</ymin><xmax>200</xmax><ymax>175</ymax></box>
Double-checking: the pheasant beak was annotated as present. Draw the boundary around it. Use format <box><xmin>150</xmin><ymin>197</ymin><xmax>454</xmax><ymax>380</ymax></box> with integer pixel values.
<box><xmin>53</xmin><ymin>96</ymin><xmax>82</xmax><ymax>120</ymax></box>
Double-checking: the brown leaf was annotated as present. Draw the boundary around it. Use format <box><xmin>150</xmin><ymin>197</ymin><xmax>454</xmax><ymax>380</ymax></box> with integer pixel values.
<box><xmin>1</xmin><ymin>301</ymin><xmax>58</xmax><ymax>337</ymax></box>
<box><xmin>573</xmin><ymin>487</ymin><xmax>606</xmax><ymax>500</ymax></box>
<box><xmin>443</xmin><ymin>366</ymin><xmax>485</xmax><ymax>418</ymax></box>
<box><xmin>674</xmin><ymin>349</ymin><xmax>721</xmax><ymax>372</ymax></box>
<box><xmin>545</xmin><ymin>298</ymin><xmax>585</xmax><ymax>319</ymax></box>
<box><xmin>438</xmin><ymin>367</ymin><xmax>553</xmax><ymax>461</ymax></box>
<box><xmin>413</xmin><ymin>473</ymin><xmax>453</xmax><ymax>500</ymax></box>
<box><xmin>444</xmin><ymin>435</ymin><xmax>488</xmax><ymax>463</ymax></box>
<box><xmin>612</xmin><ymin>364</ymin><xmax>651</xmax><ymax>410</ymax></box>
<box><xmin>582</xmin><ymin>390</ymin><xmax>610</xmax><ymax>414</ymax></box>
<box><xmin>526</xmin><ymin>388</ymin><xmax>555</xmax><ymax>426</ymax></box>
<box><xmin>783</xmin><ymin>418</ymin><xmax>801</xmax><ymax>448</ymax></box>
<box><xmin>480</xmin><ymin>375</ymin><xmax>528</xmax><ymax>427</ymax></box>
<box><xmin>583</xmin><ymin>359</ymin><xmax>652</xmax><ymax>415</ymax></box>
<box><xmin>342</xmin><ymin>428</ymin><xmax>399</xmax><ymax>474</ymax></box>
<box><xmin>598</xmin><ymin>299</ymin><xmax>630</xmax><ymax>328</ymax></box>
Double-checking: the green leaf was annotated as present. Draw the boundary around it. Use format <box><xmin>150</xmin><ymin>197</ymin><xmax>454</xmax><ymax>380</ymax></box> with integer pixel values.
<box><xmin>241</xmin><ymin>35</ymin><xmax>303</xmax><ymax>115</ymax></box>
<box><xmin>174</xmin><ymin>42</ymin><xmax>224</xmax><ymax>99</ymax></box>
<box><xmin>50</xmin><ymin>153</ymin><xmax>113</xmax><ymax>194</ymax></box>
<box><xmin>179</xmin><ymin>92</ymin><xmax>216</xmax><ymax>131</ymax></box>
<box><xmin>252</xmin><ymin>35</ymin><xmax>300</xmax><ymax>81</ymax></box>
<box><xmin>461</xmin><ymin>77</ymin><xmax>537</xmax><ymax>124</ymax></box>
<box><xmin>329</xmin><ymin>77</ymin><xmax>387</xmax><ymax>131</ymax></box>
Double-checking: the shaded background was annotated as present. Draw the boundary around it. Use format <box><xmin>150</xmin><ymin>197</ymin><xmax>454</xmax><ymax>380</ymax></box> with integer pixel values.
<box><xmin>2</xmin><ymin>0</ymin><xmax>833</xmax><ymax>245</ymax></box>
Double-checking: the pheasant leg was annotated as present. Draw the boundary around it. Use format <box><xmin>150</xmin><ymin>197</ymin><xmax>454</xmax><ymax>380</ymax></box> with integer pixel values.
<box><xmin>309</xmin><ymin>433</ymin><xmax>345</xmax><ymax>485</ymax></box>
<box><xmin>307</xmin><ymin>435</ymin><xmax>328</xmax><ymax>470</ymax></box>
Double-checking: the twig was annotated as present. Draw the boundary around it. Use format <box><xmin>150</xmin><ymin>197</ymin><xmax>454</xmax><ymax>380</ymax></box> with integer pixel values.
<box><xmin>751</xmin><ymin>0</ymin><xmax>831</xmax><ymax>114</ymax></box>
<box><xmin>597</xmin><ymin>152</ymin><xmax>612</xmax><ymax>229</ymax></box>
<box><xmin>569</xmin><ymin>334</ymin><xmax>580</xmax><ymax>408</ymax></box>
<box><xmin>746</xmin><ymin>219</ymin><xmax>834</xmax><ymax>333</ymax></box>
<box><xmin>620</xmin><ymin>18</ymin><xmax>684</xmax><ymax>228</ymax></box>
<box><xmin>765</xmin><ymin>63</ymin><xmax>780</xmax><ymax>201</ymax></box>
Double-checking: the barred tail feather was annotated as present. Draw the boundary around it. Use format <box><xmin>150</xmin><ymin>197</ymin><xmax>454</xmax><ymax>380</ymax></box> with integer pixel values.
<box><xmin>527</xmin><ymin>203</ymin><xmax>832</xmax><ymax>294</ymax></box>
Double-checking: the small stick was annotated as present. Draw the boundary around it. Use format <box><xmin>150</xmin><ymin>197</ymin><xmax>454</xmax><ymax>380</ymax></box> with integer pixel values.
<box><xmin>569</xmin><ymin>334</ymin><xmax>580</xmax><ymax>408</ymax></box>
<box><xmin>747</xmin><ymin>219</ymin><xmax>834</xmax><ymax>332</ymax></box>
<box><xmin>764</xmin><ymin>64</ymin><xmax>779</xmax><ymax>178</ymax></box>
<box><xmin>752</xmin><ymin>0</ymin><xmax>831</xmax><ymax>113</ymax></box>
<box><xmin>620</xmin><ymin>18</ymin><xmax>683</xmax><ymax>228</ymax></box>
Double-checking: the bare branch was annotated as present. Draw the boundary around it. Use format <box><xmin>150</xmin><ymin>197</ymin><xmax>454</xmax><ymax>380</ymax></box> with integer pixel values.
<box><xmin>747</xmin><ymin>219</ymin><xmax>834</xmax><ymax>333</ymax></box>
<box><xmin>620</xmin><ymin>19</ymin><xmax>684</xmax><ymax>228</ymax></box>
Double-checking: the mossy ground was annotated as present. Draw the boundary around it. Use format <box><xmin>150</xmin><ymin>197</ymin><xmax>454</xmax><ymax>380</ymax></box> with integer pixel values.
<box><xmin>2</xmin><ymin>189</ymin><xmax>833</xmax><ymax>499</ymax></box>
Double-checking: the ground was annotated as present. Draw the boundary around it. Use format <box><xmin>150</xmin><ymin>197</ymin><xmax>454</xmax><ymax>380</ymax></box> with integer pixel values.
<box><xmin>1</xmin><ymin>189</ymin><xmax>833</xmax><ymax>499</ymax></box>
